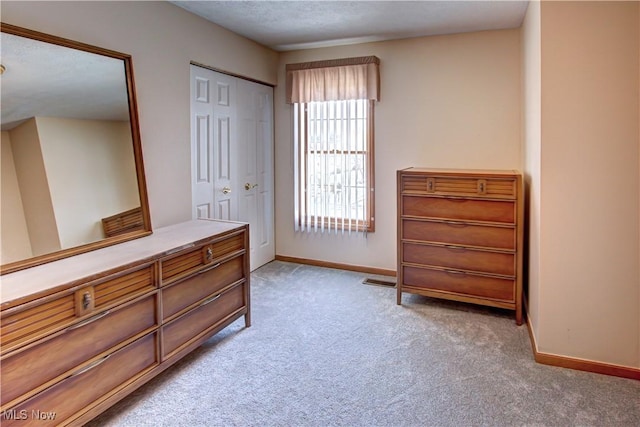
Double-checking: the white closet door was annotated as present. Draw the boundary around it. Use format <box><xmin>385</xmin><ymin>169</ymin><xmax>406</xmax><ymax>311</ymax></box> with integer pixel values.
<box><xmin>237</xmin><ymin>79</ymin><xmax>275</xmax><ymax>270</ymax></box>
<box><xmin>190</xmin><ymin>66</ymin><xmax>237</xmax><ymax>221</ymax></box>
<box><xmin>190</xmin><ymin>65</ymin><xmax>274</xmax><ymax>271</ymax></box>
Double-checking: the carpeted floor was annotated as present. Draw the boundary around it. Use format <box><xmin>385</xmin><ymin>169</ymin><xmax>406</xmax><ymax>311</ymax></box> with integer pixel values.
<box><xmin>88</xmin><ymin>261</ymin><xmax>640</xmax><ymax>427</ymax></box>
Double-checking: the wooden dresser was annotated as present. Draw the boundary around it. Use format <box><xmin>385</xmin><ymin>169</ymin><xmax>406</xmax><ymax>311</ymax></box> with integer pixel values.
<box><xmin>397</xmin><ymin>168</ymin><xmax>523</xmax><ymax>325</ymax></box>
<box><xmin>0</xmin><ymin>219</ymin><xmax>249</xmax><ymax>426</ymax></box>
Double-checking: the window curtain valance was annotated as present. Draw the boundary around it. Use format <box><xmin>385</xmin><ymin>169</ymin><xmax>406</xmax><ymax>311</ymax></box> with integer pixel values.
<box><xmin>286</xmin><ymin>56</ymin><xmax>380</xmax><ymax>104</ymax></box>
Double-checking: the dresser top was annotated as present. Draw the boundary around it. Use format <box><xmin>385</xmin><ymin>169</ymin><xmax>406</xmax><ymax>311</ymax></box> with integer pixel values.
<box><xmin>0</xmin><ymin>219</ymin><xmax>246</xmax><ymax>306</ymax></box>
<box><xmin>400</xmin><ymin>167</ymin><xmax>520</xmax><ymax>177</ymax></box>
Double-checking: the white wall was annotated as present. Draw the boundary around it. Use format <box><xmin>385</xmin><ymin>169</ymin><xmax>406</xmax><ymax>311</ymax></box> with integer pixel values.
<box><xmin>523</xmin><ymin>1</ymin><xmax>640</xmax><ymax>368</ymax></box>
<box><xmin>2</xmin><ymin>117</ymin><xmax>138</xmax><ymax>261</ymax></box>
<box><xmin>541</xmin><ymin>0</ymin><xmax>639</xmax><ymax>368</ymax></box>
<box><xmin>275</xmin><ymin>29</ymin><xmax>523</xmax><ymax>271</ymax></box>
<box><xmin>36</xmin><ymin>117</ymin><xmax>139</xmax><ymax>248</ymax></box>
<box><xmin>1</xmin><ymin>1</ymin><xmax>278</xmax><ymax>229</ymax></box>
<box><xmin>521</xmin><ymin>0</ymin><xmax>542</xmax><ymax>345</ymax></box>
<box><xmin>1</xmin><ymin>131</ymin><xmax>33</xmax><ymax>263</ymax></box>
<box><xmin>8</xmin><ymin>119</ymin><xmax>61</xmax><ymax>257</ymax></box>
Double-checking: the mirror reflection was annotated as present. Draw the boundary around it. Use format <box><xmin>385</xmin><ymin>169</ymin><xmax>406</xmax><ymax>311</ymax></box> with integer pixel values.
<box><xmin>0</xmin><ymin>26</ymin><xmax>148</xmax><ymax>271</ymax></box>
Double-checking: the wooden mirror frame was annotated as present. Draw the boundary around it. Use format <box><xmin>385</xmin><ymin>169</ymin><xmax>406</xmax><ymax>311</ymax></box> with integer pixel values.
<box><xmin>0</xmin><ymin>23</ymin><xmax>152</xmax><ymax>275</ymax></box>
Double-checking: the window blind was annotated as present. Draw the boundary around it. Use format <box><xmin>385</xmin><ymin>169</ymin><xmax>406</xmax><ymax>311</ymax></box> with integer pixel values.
<box><xmin>294</xmin><ymin>100</ymin><xmax>373</xmax><ymax>233</ymax></box>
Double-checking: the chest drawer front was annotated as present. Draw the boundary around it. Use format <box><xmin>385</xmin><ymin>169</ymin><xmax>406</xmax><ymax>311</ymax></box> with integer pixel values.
<box><xmin>162</xmin><ymin>283</ymin><xmax>245</xmax><ymax>359</ymax></box>
<box><xmin>161</xmin><ymin>232</ymin><xmax>245</xmax><ymax>285</ymax></box>
<box><xmin>93</xmin><ymin>264</ymin><xmax>155</xmax><ymax>309</ymax></box>
<box><xmin>403</xmin><ymin>242</ymin><xmax>515</xmax><ymax>277</ymax></box>
<box><xmin>162</xmin><ymin>255</ymin><xmax>244</xmax><ymax>321</ymax></box>
<box><xmin>402</xmin><ymin>219</ymin><xmax>515</xmax><ymax>250</ymax></box>
<box><xmin>1</xmin><ymin>296</ymin><xmax>75</xmax><ymax>354</ymax></box>
<box><xmin>0</xmin><ymin>295</ymin><xmax>157</xmax><ymax>407</ymax></box>
<box><xmin>1</xmin><ymin>332</ymin><xmax>158</xmax><ymax>427</ymax></box>
<box><xmin>403</xmin><ymin>265</ymin><xmax>514</xmax><ymax>302</ymax></box>
<box><xmin>402</xmin><ymin>196</ymin><xmax>516</xmax><ymax>224</ymax></box>
<box><xmin>402</xmin><ymin>175</ymin><xmax>516</xmax><ymax>198</ymax></box>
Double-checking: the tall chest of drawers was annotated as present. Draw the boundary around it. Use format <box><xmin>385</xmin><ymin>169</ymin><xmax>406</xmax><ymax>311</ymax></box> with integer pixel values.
<box><xmin>397</xmin><ymin>168</ymin><xmax>524</xmax><ymax>325</ymax></box>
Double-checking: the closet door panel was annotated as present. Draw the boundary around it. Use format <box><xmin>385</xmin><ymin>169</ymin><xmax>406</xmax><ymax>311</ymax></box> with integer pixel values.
<box><xmin>191</xmin><ymin>66</ymin><xmax>274</xmax><ymax>271</ymax></box>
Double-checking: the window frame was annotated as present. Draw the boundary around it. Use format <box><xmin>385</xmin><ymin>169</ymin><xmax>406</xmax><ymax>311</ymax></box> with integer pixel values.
<box><xmin>294</xmin><ymin>99</ymin><xmax>375</xmax><ymax>233</ymax></box>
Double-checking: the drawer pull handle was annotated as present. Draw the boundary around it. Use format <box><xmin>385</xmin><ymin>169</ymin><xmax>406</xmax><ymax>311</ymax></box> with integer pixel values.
<box><xmin>444</xmin><ymin>269</ymin><xmax>466</xmax><ymax>276</ymax></box>
<box><xmin>200</xmin><ymin>293</ymin><xmax>222</xmax><ymax>307</ymax></box>
<box><xmin>444</xmin><ymin>220</ymin><xmax>467</xmax><ymax>227</ymax></box>
<box><xmin>426</xmin><ymin>178</ymin><xmax>435</xmax><ymax>192</ymax></box>
<box><xmin>445</xmin><ymin>245</ymin><xmax>466</xmax><ymax>251</ymax></box>
<box><xmin>478</xmin><ymin>180</ymin><xmax>487</xmax><ymax>194</ymax></box>
<box><xmin>174</xmin><ymin>262</ymin><xmax>223</xmax><ymax>284</ymax></box>
<box><xmin>70</xmin><ymin>354</ymin><xmax>111</xmax><ymax>377</ymax></box>
<box><xmin>82</xmin><ymin>291</ymin><xmax>92</xmax><ymax>310</ymax></box>
<box><xmin>67</xmin><ymin>310</ymin><xmax>111</xmax><ymax>331</ymax></box>
<box><xmin>201</xmin><ymin>262</ymin><xmax>222</xmax><ymax>274</ymax></box>
<box><xmin>444</xmin><ymin>196</ymin><xmax>467</xmax><ymax>201</ymax></box>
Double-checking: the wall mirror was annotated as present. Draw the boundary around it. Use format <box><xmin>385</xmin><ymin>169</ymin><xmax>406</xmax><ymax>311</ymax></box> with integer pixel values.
<box><xmin>0</xmin><ymin>23</ymin><xmax>151</xmax><ymax>275</ymax></box>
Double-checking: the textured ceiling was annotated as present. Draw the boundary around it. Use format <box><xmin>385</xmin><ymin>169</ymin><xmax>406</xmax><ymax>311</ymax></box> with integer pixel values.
<box><xmin>171</xmin><ymin>0</ymin><xmax>530</xmax><ymax>51</ymax></box>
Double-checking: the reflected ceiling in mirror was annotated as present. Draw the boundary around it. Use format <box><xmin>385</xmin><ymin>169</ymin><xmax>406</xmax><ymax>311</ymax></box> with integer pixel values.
<box><xmin>0</xmin><ymin>23</ymin><xmax>151</xmax><ymax>275</ymax></box>
<box><xmin>1</xmin><ymin>32</ymin><xmax>130</xmax><ymax>131</ymax></box>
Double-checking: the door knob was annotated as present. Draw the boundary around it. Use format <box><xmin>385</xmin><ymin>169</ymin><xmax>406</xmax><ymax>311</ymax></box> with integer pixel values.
<box><xmin>245</xmin><ymin>183</ymin><xmax>258</xmax><ymax>190</ymax></box>
<box><xmin>222</xmin><ymin>187</ymin><xmax>231</xmax><ymax>194</ymax></box>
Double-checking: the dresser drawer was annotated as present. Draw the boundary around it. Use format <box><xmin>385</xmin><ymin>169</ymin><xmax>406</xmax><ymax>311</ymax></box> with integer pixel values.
<box><xmin>403</xmin><ymin>265</ymin><xmax>514</xmax><ymax>302</ymax></box>
<box><xmin>162</xmin><ymin>283</ymin><xmax>245</xmax><ymax>359</ymax></box>
<box><xmin>1</xmin><ymin>264</ymin><xmax>155</xmax><ymax>353</ymax></box>
<box><xmin>402</xmin><ymin>174</ymin><xmax>516</xmax><ymax>199</ymax></box>
<box><xmin>1</xmin><ymin>295</ymin><xmax>75</xmax><ymax>355</ymax></box>
<box><xmin>403</xmin><ymin>242</ymin><xmax>515</xmax><ymax>276</ymax></box>
<box><xmin>0</xmin><ymin>332</ymin><xmax>158</xmax><ymax>426</ymax></box>
<box><xmin>92</xmin><ymin>264</ymin><xmax>155</xmax><ymax>310</ymax></box>
<box><xmin>402</xmin><ymin>195</ymin><xmax>516</xmax><ymax>224</ymax></box>
<box><xmin>0</xmin><ymin>294</ymin><xmax>157</xmax><ymax>407</ymax></box>
<box><xmin>162</xmin><ymin>255</ymin><xmax>244</xmax><ymax>321</ymax></box>
<box><xmin>402</xmin><ymin>219</ymin><xmax>515</xmax><ymax>250</ymax></box>
<box><xmin>160</xmin><ymin>231</ymin><xmax>245</xmax><ymax>286</ymax></box>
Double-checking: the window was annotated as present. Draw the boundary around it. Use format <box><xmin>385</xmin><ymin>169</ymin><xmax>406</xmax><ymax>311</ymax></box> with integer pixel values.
<box><xmin>286</xmin><ymin>56</ymin><xmax>380</xmax><ymax>234</ymax></box>
<box><xmin>293</xmin><ymin>99</ymin><xmax>374</xmax><ymax>233</ymax></box>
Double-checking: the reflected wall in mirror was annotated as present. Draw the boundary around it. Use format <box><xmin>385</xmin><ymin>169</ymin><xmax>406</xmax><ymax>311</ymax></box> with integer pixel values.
<box><xmin>0</xmin><ymin>23</ymin><xmax>151</xmax><ymax>274</ymax></box>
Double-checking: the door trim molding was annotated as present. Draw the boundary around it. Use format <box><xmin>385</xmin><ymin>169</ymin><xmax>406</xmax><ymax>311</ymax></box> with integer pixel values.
<box><xmin>190</xmin><ymin>61</ymin><xmax>275</xmax><ymax>88</ymax></box>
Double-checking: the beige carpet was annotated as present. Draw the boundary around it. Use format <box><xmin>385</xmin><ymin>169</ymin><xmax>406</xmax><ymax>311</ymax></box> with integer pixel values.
<box><xmin>88</xmin><ymin>261</ymin><xmax>640</xmax><ymax>426</ymax></box>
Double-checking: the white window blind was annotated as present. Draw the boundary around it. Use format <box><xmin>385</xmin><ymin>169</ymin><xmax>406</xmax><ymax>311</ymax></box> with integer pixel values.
<box><xmin>293</xmin><ymin>99</ymin><xmax>374</xmax><ymax>233</ymax></box>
